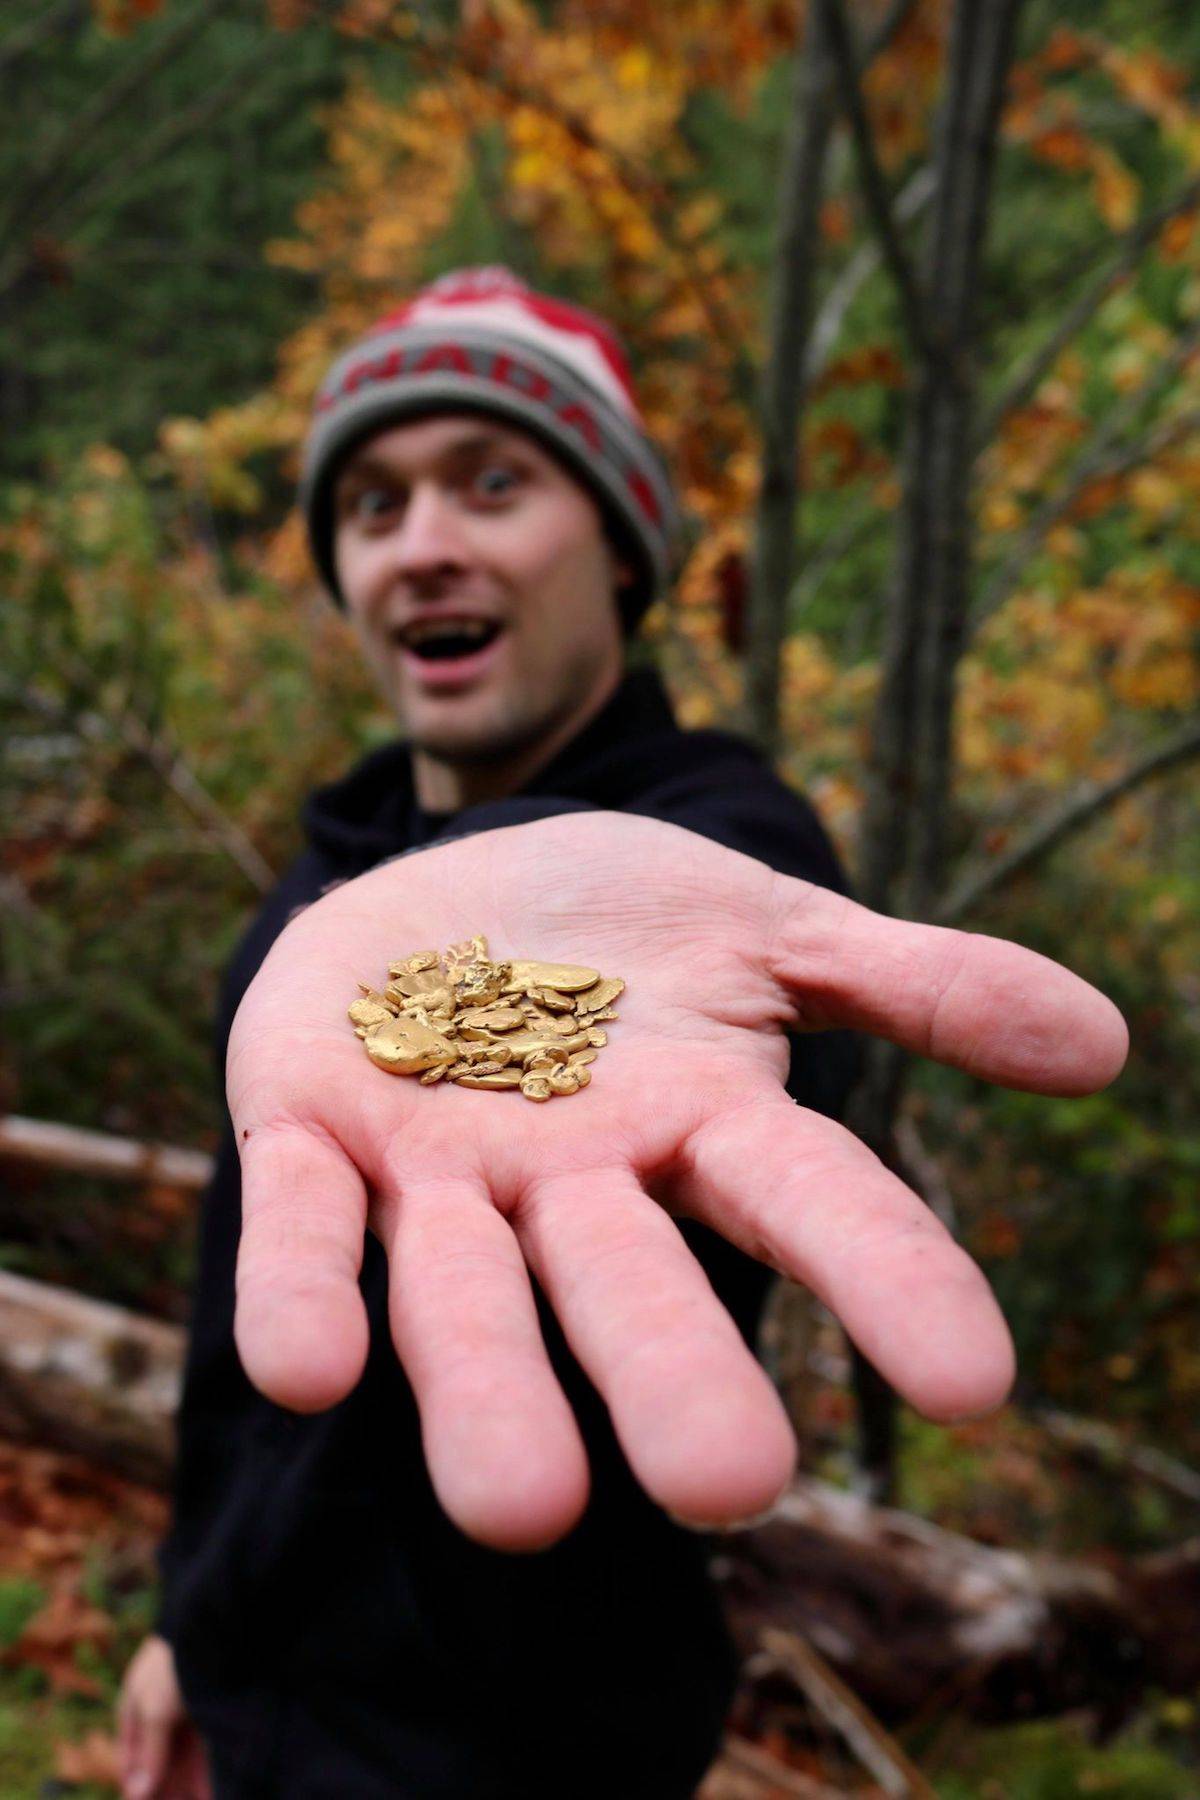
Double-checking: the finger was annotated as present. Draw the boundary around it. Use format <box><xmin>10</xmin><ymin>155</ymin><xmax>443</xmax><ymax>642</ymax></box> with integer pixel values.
<box><xmin>381</xmin><ymin>1175</ymin><xmax>590</xmax><ymax>1553</ymax></box>
<box><xmin>119</xmin><ymin>1714</ymin><xmax>169</xmax><ymax>1800</ymax></box>
<box><xmin>679</xmin><ymin>1091</ymin><xmax>1014</xmax><ymax>1421</ymax></box>
<box><xmin>768</xmin><ymin>878</ymin><xmax>1128</xmax><ymax>1095</ymax></box>
<box><xmin>235</xmin><ymin>1122</ymin><xmax>370</xmax><ymax>1411</ymax></box>
<box><xmin>514</xmin><ymin>1166</ymin><xmax>796</xmax><ymax>1528</ymax></box>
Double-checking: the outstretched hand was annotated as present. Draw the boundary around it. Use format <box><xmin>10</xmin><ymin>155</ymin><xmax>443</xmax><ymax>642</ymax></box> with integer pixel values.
<box><xmin>227</xmin><ymin>811</ymin><xmax>1126</xmax><ymax>1550</ymax></box>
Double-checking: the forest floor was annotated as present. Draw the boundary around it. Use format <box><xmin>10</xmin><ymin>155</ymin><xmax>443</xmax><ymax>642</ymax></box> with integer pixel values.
<box><xmin>0</xmin><ymin>1420</ymin><xmax>1196</xmax><ymax>1800</ymax></box>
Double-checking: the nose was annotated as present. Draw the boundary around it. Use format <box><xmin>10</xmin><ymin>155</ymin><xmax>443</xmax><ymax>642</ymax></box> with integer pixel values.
<box><xmin>387</xmin><ymin>480</ymin><xmax>471</xmax><ymax>587</ymax></box>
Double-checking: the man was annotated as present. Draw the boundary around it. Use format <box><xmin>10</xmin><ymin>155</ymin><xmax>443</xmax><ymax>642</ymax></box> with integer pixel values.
<box><xmin>117</xmin><ymin>266</ymin><xmax>1126</xmax><ymax>1800</ymax></box>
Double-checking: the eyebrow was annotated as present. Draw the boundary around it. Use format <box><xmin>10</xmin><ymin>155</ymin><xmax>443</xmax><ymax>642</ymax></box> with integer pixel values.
<box><xmin>334</xmin><ymin>429</ymin><xmax>527</xmax><ymax>489</ymax></box>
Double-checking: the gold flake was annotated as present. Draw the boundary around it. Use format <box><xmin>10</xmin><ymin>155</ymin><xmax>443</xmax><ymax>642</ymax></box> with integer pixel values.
<box><xmin>531</xmin><ymin>986</ymin><xmax>574</xmax><ymax>1013</ymax></box>
<box><xmin>457</xmin><ymin>1068</ymin><xmax>523</xmax><ymax>1089</ymax></box>
<box><xmin>348</xmin><ymin>997</ymin><xmax>394</xmax><ymax>1031</ymax></box>
<box><xmin>579</xmin><ymin>976</ymin><xmax>624</xmax><ymax>1012</ymax></box>
<box><xmin>508</xmin><ymin>960</ymin><xmax>600</xmax><ymax>993</ymax></box>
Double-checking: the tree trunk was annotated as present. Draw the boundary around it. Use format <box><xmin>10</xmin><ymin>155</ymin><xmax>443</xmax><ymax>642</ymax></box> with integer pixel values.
<box><xmin>845</xmin><ymin>0</ymin><xmax>1026</xmax><ymax>1501</ymax></box>
<box><xmin>746</xmin><ymin>0</ymin><xmax>838</xmax><ymax>759</ymax></box>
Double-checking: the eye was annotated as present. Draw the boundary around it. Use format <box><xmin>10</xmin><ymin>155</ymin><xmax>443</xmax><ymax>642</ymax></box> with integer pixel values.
<box><xmin>352</xmin><ymin>485</ymin><xmax>401</xmax><ymax>521</ymax></box>
<box><xmin>473</xmin><ymin>463</ymin><xmax>521</xmax><ymax>500</ymax></box>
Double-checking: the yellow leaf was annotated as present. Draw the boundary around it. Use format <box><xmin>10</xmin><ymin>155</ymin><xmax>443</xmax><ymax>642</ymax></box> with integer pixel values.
<box><xmin>1091</xmin><ymin>144</ymin><xmax>1139</xmax><ymax>229</ymax></box>
<box><xmin>1127</xmin><ymin>467</ymin><xmax>1181</xmax><ymax>519</ymax></box>
<box><xmin>983</xmin><ymin>495</ymin><xmax>1023</xmax><ymax>533</ymax></box>
<box><xmin>615</xmin><ymin>46</ymin><xmax>653</xmax><ymax>89</ymax></box>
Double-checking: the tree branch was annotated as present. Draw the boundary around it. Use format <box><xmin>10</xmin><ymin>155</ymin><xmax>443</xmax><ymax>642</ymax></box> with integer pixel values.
<box><xmin>745</xmin><ymin>0</ymin><xmax>923</xmax><ymax>755</ymax></box>
<box><xmin>937</xmin><ymin>715</ymin><xmax>1200</xmax><ymax>925</ymax></box>
<box><xmin>3</xmin><ymin>674</ymin><xmax>276</xmax><ymax>895</ymax></box>
<box><xmin>817</xmin><ymin>0</ymin><xmax>934</xmax><ymax>361</ymax></box>
<box><xmin>746</xmin><ymin>0</ymin><xmax>840</xmax><ymax>757</ymax></box>
<box><xmin>0</xmin><ymin>20</ymin><xmax>278</xmax><ymax>304</ymax></box>
<box><xmin>2</xmin><ymin>0</ymin><xmax>238</xmax><ymax>256</ymax></box>
<box><xmin>977</xmin><ymin>172</ymin><xmax>1200</xmax><ymax>448</ymax></box>
<box><xmin>1028</xmin><ymin>1404</ymin><xmax>1200</xmax><ymax>1509</ymax></box>
<box><xmin>971</xmin><ymin>339</ymin><xmax>1200</xmax><ymax>634</ymax></box>
<box><xmin>804</xmin><ymin>164</ymin><xmax>936</xmax><ymax>386</ymax></box>
<box><xmin>0</xmin><ymin>0</ymin><xmax>85</xmax><ymax>82</ymax></box>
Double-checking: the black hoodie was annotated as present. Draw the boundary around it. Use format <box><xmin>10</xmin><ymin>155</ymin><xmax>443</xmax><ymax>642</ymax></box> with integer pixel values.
<box><xmin>158</xmin><ymin>666</ymin><xmax>859</xmax><ymax>1800</ymax></box>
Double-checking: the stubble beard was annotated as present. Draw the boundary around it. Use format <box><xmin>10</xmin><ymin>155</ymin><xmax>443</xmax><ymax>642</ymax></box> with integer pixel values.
<box><xmin>402</xmin><ymin>646</ymin><xmax>608</xmax><ymax>772</ymax></box>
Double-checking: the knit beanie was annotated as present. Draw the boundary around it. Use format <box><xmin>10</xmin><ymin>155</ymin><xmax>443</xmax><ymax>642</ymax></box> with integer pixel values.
<box><xmin>299</xmin><ymin>265</ymin><xmax>683</xmax><ymax>634</ymax></box>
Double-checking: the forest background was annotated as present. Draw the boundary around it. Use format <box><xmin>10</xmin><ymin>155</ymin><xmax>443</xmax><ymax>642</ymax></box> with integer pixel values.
<box><xmin>2</xmin><ymin>0</ymin><xmax>1199</xmax><ymax>1793</ymax></box>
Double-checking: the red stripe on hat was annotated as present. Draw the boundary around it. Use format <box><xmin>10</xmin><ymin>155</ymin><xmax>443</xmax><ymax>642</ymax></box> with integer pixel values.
<box><xmin>556</xmin><ymin>401</ymin><xmax>601</xmax><ymax>452</ymax></box>
<box><xmin>627</xmin><ymin>468</ymin><xmax>662</xmax><ymax>526</ymax></box>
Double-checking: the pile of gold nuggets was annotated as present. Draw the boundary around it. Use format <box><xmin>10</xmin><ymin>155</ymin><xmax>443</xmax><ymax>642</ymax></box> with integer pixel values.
<box><xmin>348</xmin><ymin>934</ymin><xmax>622</xmax><ymax>1103</ymax></box>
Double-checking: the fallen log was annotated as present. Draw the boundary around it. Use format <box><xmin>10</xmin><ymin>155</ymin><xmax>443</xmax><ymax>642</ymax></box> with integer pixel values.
<box><xmin>1</xmin><ymin>1268</ymin><xmax>1197</xmax><ymax>1731</ymax></box>
<box><xmin>714</xmin><ymin>1480</ymin><xmax>1200</xmax><ymax>1733</ymax></box>
<box><xmin>0</xmin><ymin>1114</ymin><xmax>213</xmax><ymax>1189</ymax></box>
<box><xmin>0</xmin><ymin>1270</ymin><xmax>181</xmax><ymax>1487</ymax></box>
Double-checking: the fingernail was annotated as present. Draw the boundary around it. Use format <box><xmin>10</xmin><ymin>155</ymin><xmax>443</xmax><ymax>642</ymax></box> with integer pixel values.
<box><xmin>667</xmin><ymin>1503</ymin><xmax>781</xmax><ymax>1534</ymax></box>
<box><xmin>128</xmin><ymin>1773</ymin><xmax>151</xmax><ymax>1799</ymax></box>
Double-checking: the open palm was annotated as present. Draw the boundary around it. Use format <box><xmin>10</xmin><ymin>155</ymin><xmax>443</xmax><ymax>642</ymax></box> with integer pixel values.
<box><xmin>228</xmin><ymin>810</ymin><xmax>1126</xmax><ymax>1551</ymax></box>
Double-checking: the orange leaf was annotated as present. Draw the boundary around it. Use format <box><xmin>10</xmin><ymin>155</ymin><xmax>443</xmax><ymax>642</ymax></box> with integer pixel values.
<box><xmin>1091</xmin><ymin>144</ymin><xmax>1139</xmax><ymax>229</ymax></box>
<box><xmin>1158</xmin><ymin>212</ymin><xmax>1198</xmax><ymax>264</ymax></box>
<box><xmin>54</xmin><ymin>1729</ymin><xmax>121</xmax><ymax>1785</ymax></box>
<box><xmin>1</xmin><ymin>1578</ymin><xmax>114</xmax><ymax>1698</ymax></box>
<box><xmin>1040</xmin><ymin>26</ymin><xmax>1092</xmax><ymax>73</ymax></box>
<box><xmin>1031</xmin><ymin>123</ymin><xmax>1090</xmax><ymax>171</ymax></box>
<box><xmin>819</xmin><ymin>195</ymin><xmax>852</xmax><ymax>244</ymax></box>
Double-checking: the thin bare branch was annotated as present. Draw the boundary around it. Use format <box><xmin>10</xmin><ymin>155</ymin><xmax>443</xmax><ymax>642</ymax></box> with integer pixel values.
<box><xmin>805</xmin><ymin>164</ymin><xmax>936</xmax><ymax>385</ymax></box>
<box><xmin>817</xmin><ymin>0</ymin><xmax>933</xmax><ymax>361</ymax></box>
<box><xmin>111</xmin><ymin>707</ymin><xmax>278</xmax><ymax>894</ymax></box>
<box><xmin>784</xmin><ymin>495</ymin><xmax>887</xmax><ymax>619</ymax></box>
<box><xmin>2</xmin><ymin>0</ymin><xmax>238</xmax><ymax>254</ymax></box>
<box><xmin>0</xmin><ymin>23</ymin><xmax>278</xmax><ymax>303</ymax></box>
<box><xmin>3</xmin><ymin>673</ymin><xmax>276</xmax><ymax>895</ymax></box>
<box><xmin>971</xmin><ymin>352</ymin><xmax>1200</xmax><ymax>632</ymax></box>
<box><xmin>0</xmin><ymin>0</ymin><xmax>85</xmax><ymax>80</ymax></box>
<box><xmin>863</xmin><ymin>0</ymin><xmax>919</xmax><ymax>61</ymax></box>
<box><xmin>938</xmin><ymin>715</ymin><xmax>1200</xmax><ymax>925</ymax></box>
<box><xmin>757</xmin><ymin>1628</ymin><xmax>937</xmax><ymax>1798</ymax></box>
<box><xmin>977</xmin><ymin>172</ymin><xmax>1200</xmax><ymax>448</ymax></box>
<box><xmin>1029</xmin><ymin>1405</ymin><xmax>1200</xmax><ymax>1508</ymax></box>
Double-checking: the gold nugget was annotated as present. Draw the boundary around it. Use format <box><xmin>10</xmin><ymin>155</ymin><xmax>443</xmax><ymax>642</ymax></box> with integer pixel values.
<box><xmin>349</xmin><ymin>934</ymin><xmax>621</xmax><ymax>1101</ymax></box>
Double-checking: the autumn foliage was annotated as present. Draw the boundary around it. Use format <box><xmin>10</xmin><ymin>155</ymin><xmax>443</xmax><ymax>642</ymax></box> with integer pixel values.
<box><xmin>3</xmin><ymin>2</ymin><xmax>1200</xmax><ymax>1779</ymax></box>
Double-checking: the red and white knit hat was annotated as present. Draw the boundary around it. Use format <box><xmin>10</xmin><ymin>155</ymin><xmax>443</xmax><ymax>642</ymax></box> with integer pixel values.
<box><xmin>299</xmin><ymin>266</ymin><xmax>683</xmax><ymax>633</ymax></box>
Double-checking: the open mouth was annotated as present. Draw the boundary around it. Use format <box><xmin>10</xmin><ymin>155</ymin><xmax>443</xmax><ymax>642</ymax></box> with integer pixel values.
<box><xmin>399</xmin><ymin>619</ymin><xmax>503</xmax><ymax>662</ymax></box>
<box><xmin>393</xmin><ymin>618</ymin><xmax>506</xmax><ymax>686</ymax></box>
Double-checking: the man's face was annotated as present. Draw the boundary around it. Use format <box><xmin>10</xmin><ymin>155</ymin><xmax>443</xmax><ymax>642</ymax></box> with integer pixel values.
<box><xmin>331</xmin><ymin>413</ymin><xmax>631</xmax><ymax>765</ymax></box>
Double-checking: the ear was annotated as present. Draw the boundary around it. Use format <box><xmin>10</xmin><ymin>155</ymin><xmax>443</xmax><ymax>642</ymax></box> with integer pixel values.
<box><xmin>607</xmin><ymin>544</ymin><xmax>636</xmax><ymax>592</ymax></box>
